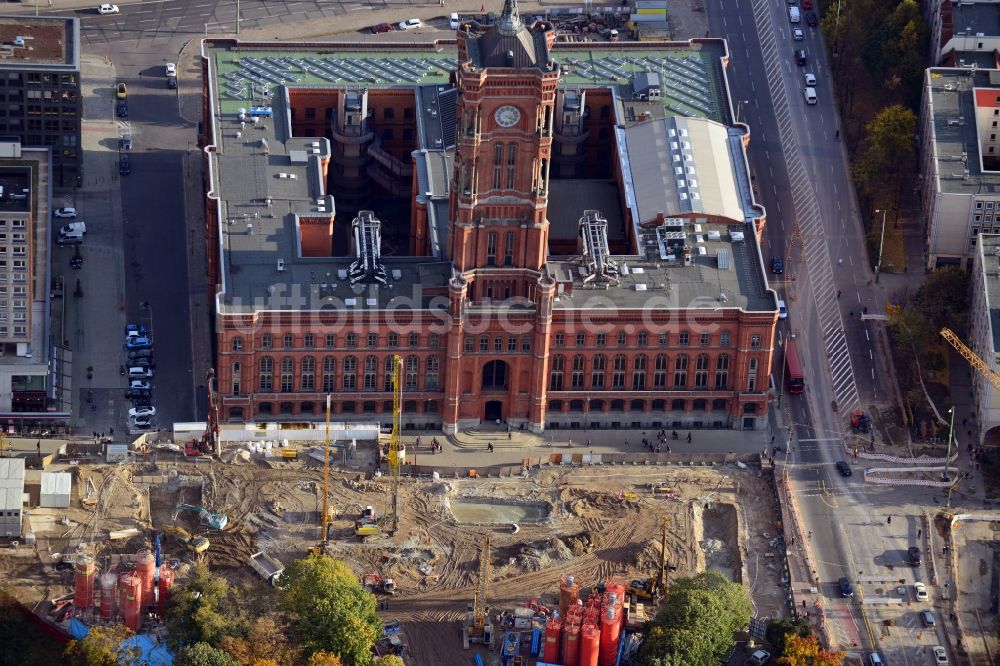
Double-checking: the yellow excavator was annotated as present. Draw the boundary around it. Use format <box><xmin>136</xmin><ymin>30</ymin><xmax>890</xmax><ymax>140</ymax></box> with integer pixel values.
<box><xmin>163</xmin><ymin>525</ymin><xmax>210</xmax><ymax>554</ymax></box>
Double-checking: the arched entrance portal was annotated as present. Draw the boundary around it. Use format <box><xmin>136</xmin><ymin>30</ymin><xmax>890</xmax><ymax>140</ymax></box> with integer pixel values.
<box><xmin>484</xmin><ymin>400</ymin><xmax>503</xmax><ymax>422</ymax></box>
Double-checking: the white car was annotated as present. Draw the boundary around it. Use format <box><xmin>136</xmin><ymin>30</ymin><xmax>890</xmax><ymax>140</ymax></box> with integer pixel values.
<box><xmin>398</xmin><ymin>18</ymin><xmax>422</xmax><ymax>30</ymax></box>
<box><xmin>914</xmin><ymin>581</ymin><xmax>928</xmax><ymax>601</ymax></box>
<box><xmin>53</xmin><ymin>207</ymin><xmax>77</xmax><ymax>218</ymax></box>
<box><xmin>777</xmin><ymin>299</ymin><xmax>788</xmax><ymax>319</ymax></box>
<box><xmin>804</xmin><ymin>72</ymin><xmax>817</xmax><ymax>86</ymax></box>
<box><xmin>133</xmin><ymin>416</ymin><xmax>153</xmax><ymax>429</ymax></box>
<box><xmin>97</xmin><ymin>4</ymin><xmax>120</xmax><ymax>14</ymax></box>
<box><xmin>932</xmin><ymin>646</ymin><xmax>949</xmax><ymax>664</ymax></box>
<box><xmin>165</xmin><ymin>62</ymin><xmax>176</xmax><ymax>77</ymax></box>
<box><xmin>129</xmin><ymin>406</ymin><xmax>156</xmax><ymax>418</ymax></box>
<box><xmin>792</xmin><ymin>28</ymin><xmax>804</xmax><ymax>40</ymax></box>
<box><xmin>449</xmin><ymin>12</ymin><xmax>460</xmax><ymax>29</ymax></box>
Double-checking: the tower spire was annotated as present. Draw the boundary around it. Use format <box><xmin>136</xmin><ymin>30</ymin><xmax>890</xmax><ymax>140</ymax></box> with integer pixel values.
<box><xmin>497</xmin><ymin>0</ymin><xmax>523</xmax><ymax>35</ymax></box>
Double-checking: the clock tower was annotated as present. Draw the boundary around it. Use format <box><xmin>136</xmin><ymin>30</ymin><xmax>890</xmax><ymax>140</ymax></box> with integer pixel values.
<box><xmin>450</xmin><ymin>0</ymin><xmax>559</xmax><ymax>279</ymax></box>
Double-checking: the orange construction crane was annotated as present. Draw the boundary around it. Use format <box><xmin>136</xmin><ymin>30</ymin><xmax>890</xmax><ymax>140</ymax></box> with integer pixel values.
<box><xmin>940</xmin><ymin>327</ymin><xmax>1000</xmax><ymax>391</ymax></box>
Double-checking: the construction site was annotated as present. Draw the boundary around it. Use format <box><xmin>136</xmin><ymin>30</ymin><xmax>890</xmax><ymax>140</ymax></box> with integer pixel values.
<box><xmin>0</xmin><ymin>364</ymin><xmax>789</xmax><ymax>664</ymax></box>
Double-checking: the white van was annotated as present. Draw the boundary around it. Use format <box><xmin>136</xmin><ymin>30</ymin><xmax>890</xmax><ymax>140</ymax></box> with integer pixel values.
<box><xmin>804</xmin><ymin>87</ymin><xmax>817</xmax><ymax>105</ymax></box>
<box><xmin>789</xmin><ymin>6</ymin><xmax>800</xmax><ymax>23</ymax></box>
<box><xmin>56</xmin><ymin>221</ymin><xmax>87</xmax><ymax>244</ymax></box>
<box><xmin>449</xmin><ymin>12</ymin><xmax>460</xmax><ymax>29</ymax></box>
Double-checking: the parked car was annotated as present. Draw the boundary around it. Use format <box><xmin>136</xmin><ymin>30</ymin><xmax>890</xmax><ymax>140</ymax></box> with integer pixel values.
<box><xmin>167</xmin><ymin>75</ymin><xmax>177</xmax><ymax>89</ymax></box>
<box><xmin>120</xmin><ymin>133</ymin><xmax>132</xmax><ymax>151</ymax></box>
<box><xmin>129</xmin><ymin>380</ymin><xmax>152</xmax><ymax>392</ymax></box>
<box><xmin>117</xmin><ymin>100</ymin><xmax>128</xmax><ymax>118</ymax></box>
<box><xmin>132</xmin><ymin>415</ymin><xmax>153</xmax><ymax>429</ymax></box>
<box><xmin>131</xmin><ymin>395</ymin><xmax>152</xmax><ymax>408</ymax></box>
<box><xmin>914</xmin><ymin>582</ymin><xmax>928</xmax><ymax>601</ymax></box>
<box><xmin>53</xmin><ymin>207</ymin><xmax>77</xmax><ymax>218</ymax></box>
<box><xmin>119</xmin><ymin>154</ymin><xmax>131</xmax><ymax>176</ymax></box>
<box><xmin>370</xmin><ymin>22</ymin><xmax>394</xmax><ymax>33</ymax></box>
<box><xmin>128</xmin><ymin>366</ymin><xmax>154</xmax><ymax>379</ymax></box>
<box><xmin>932</xmin><ymin>646</ymin><xmax>949</xmax><ymax>664</ymax></box>
<box><xmin>398</xmin><ymin>18</ymin><xmax>422</xmax><ymax>30</ymax></box>
<box><xmin>908</xmin><ymin>545</ymin><xmax>922</xmax><ymax>567</ymax></box>
<box><xmin>129</xmin><ymin>406</ymin><xmax>157</xmax><ymax>418</ymax></box>
<box><xmin>921</xmin><ymin>610</ymin><xmax>935</xmax><ymax>627</ymax></box>
<box><xmin>116</xmin><ymin>82</ymin><xmax>127</xmax><ymax>99</ymax></box>
<box><xmin>449</xmin><ymin>12</ymin><xmax>460</xmax><ymax>29</ymax></box>
<box><xmin>97</xmin><ymin>3</ymin><xmax>119</xmax><ymax>14</ymax></box>
<box><xmin>777</xmin><ymin>299</ymin><xmax>788</xmax><ymax>320</ymax></box>
<box><xmin>124</xmin><ymin>323</ymin><xmax>147</xmax><ymax>339</ymax></box>
<box><xmin>124</xmin><ymin>336</ymin><xmax>152</xmax><ymax>350</ymax></box>
<box><xmin>165</xmin><ymin>62</ymin><xmax>176</xmax><ymax>76</ymax></box>
<box><xmin>835</xmin><ymin>460</ymin><xmax>852</xmax><ymax>477</ymax></box>
<box><xmin>838</xmin><ymin>577</ymin><xmax>853</xmax><ymax>598</ymax></box>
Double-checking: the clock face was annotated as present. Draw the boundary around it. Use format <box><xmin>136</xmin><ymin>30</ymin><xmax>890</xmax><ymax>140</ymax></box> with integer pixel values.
<box><xmin>494</xmin><ymin>105</ymin><xmax>521</xmax><ymax>128</ymax></box>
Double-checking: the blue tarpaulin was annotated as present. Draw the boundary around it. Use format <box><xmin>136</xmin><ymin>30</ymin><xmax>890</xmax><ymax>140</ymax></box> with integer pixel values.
<box><xmin>119</xmin><ymin>634</ymin><xmax>174</xmax><ymax>665</ymax></box>
<box><xmin>68</xmin><ymin>618</ymin><xmax>90</xmax><ymax>640</ymax></box>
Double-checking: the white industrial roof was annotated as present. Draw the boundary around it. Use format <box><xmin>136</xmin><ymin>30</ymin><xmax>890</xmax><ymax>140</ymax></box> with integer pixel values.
<box><xmin>40</xmin><ymin>471</ymin><xmax>71</xmax><ymax>496</ymax></box>
<box><xmin>0</xmin><ymin>458</ymin><xmax>25</xmax><ymax>511</ymax></box>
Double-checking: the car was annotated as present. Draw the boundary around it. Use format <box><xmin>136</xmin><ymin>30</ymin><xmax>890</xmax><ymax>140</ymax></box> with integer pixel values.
<box><xmin>777</xmin><ymin>299</ymin><xmax>788</xmax><ymax>320</ymax></box>
<box><xmin>129</xmin><ymin>380</ymin><xmax>152</xmax><ymax>392</ymax></box>
<box><xmin>120</xmin><ymin>133</ymin><xmax>132</xmax><ymax>151</ymax></box>
<box><xmin>132</xmin><ymin>415</ymin><xmax>153</xmax><ymax>429</ymax></box>
<box><xmin>804</xmin><ymin>72</ymin><xmax>817</xmax><ymax>86</ymax></box>
<box><xmin>119</xmin><ymin>154</ymin><xmax>131</xmax><ymax>176</ymax></box>
<box><xmin>771</xmin><ymin>256</ymin><xmax>784</xmax><ymax>274</ymax></box>
<box><xmin>53</xmin><ymin>207</ymin><xmax>77</xmax><ymax>218</ymax></box>
<box><xmin>131</xmin><ymin>395</ymin><xmax>152</xmax><ymax>408</ymax></box>
<box><xmin>867</xmin><ymin>653</ymin><xmax>883</xmax><ymax>666</ymax></box>
<box><xmin>128</xmin><ymin>366</ymin><xmax>154</xmax><ymax>379</ymax></box>
<box><xmin>932</xmin><ymin>646</ymin><xmax>949</xmax><ymax>664</ymax></box>
<box><xmin>801</xmin><ymin>0</ymin><xmax>812</xmax><ymax>8</ymax></box>
<box><xmin>747</xmin><ymin>649</ymin><xmax>771</xmax><ymax>666</ymax></box>
<box><xmin>167</xmin><ymin>75</ymin><xmax>177</xmax><ymax>89</ymax></box>
<box><xmin>398</xmin><ymin>18</ymin><xmax>422</xmax><ymax>30</ymax></box>
<box><xmin>804</xmin><ymin>87</ymin><xmax>817</xmax><ymax>105</ymax></box>
<box><xmin>129</xmin><ymin>406</ymin><xmax>157</xmax><ymax>418</ymax></box>
<box><xmin>117</xmin><ymin>100</ymin><xmax>128</xmax><ymax>118</ymax></box>
<box><xmin>835</xmin><ymin>460</ymin><xmax>852</xmax><ymax>476</ymax></box>
<box><xmin>449</xmin><ymin>12</ymin><xmax>460</xmax><ymax>29</ymax></box>
<box><xmin>914</xmin><ymin>582</ymin><xmax>928</xmax><ymax>601</ymax></box>
<box><xmin>806</xmin><ymin>11</ymin><xmax>818</xmax><ymax>26</ymax></box>
<box><xmin>908</xmin><ymin>545</ymin><xmax>922</xmax><ymax>566</ymax></box>
<box><xmin>116</xmin><ymin>82</ymin><xmax>127</xmax><ymax>99</ymax></box>
<box><xmin>97</xmin><ymin>3</ymin><xmax>119</xmax><ymax>14</ymax></box>
<box><xmin>129</xmin><ymin>357</ymin><xmax>155</xmax><ymax>369</ymax></box>
<box><xmin>793</xmin><ymin>28</ymin><xmax>804</xmax><ymax>40</ymax></box>
<box><xmin>128</xmin><ymin>347</ymin><xmax>153</xmax><ymax>358</ymax></box>
<box><xmin>921</xmin><ymin>609</ymin><xmax>935</xmax><ymax>627</ymax></box>
<box><xmin>165</xmin><ymin>62</ymin><xmax>176</xmax><ymax>77</ymax></box>
<box><xmin>370</xmin><ymin>22</ymin><xmax>394</xmax><ymax>34</ymax></box>
<box><xmin>124</xmin><ymin>323</ymin><xmax>147</xmax><ymax>338</ymax></box>
<box><xmin>838</xmin><ymin>577</ymin><xmax>853</xmax><ymax>597</ymax></box>
<box><xmin>124</xmin><ymin>336</ymin><xmax>152</xmax><ymax>350</ymax></box>
<box><xmin>795</xmin><ymin>49</ymin><xmax>807</xmax><ymax>65</ymax></box>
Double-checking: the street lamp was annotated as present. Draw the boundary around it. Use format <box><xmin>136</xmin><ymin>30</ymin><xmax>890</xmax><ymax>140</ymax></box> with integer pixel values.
<box><xmin>141</xmin><ymin>301</ymin><xmax>154</xmax><ymax>340</ymax></box>
<box><xmin>735</xmin><ymin>99</ymin><xmax>749</xmax><ymax>125</ymax></box>
<box><xmin>873</xmin><ymin>209</ymin><xmax>888</xmax><ymax>283</ymax></box>
<box><xmin>945</xmin><ymin>406</ymin><xmax>956</xmax><ymax>508</ymax></box>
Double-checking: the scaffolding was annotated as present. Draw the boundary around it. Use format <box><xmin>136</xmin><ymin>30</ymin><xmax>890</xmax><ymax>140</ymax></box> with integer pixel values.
<box><xmin>576</xmin><ymin>209</ymin><xmax>619</xmax><ymax>285</ymax></box>
<box><xmin>348</xmin><ymin>211</ymin><xmax>388</xmax><ymax>285</ymax></box>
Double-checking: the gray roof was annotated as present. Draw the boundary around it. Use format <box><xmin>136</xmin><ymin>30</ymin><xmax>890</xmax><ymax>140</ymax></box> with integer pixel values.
<box><xmin>548</xmin><ymin>180</ymin><xmax>625</xmax><ymax>242</ymax></box>
<box><xmin>977</xmin><ymin>234</ymin><xmax>1000</xmax><ymax>354</ymax></box>
<box><xmin>925</xmin><ymin>68</ymin><xmax>1000</xmax><ymax>195</ymax></box>
<box><xmin>464</xmin><ymin>0</ymin><xmax>553</xmax><ymax>70</ymax></box>
<box><xmin>951</xmin><ymin>2</ymin><xmax>1000</xmax><ymax>38</ymax></box>
<box><xmin>633</xmin><ymin>71</ymin><xmax>661</xmax><ymax>93</ymax></box>
<box><xmin>0</xmin><ymin>458</ymin><xmax>24</xmax><ymax>511</ymax></box>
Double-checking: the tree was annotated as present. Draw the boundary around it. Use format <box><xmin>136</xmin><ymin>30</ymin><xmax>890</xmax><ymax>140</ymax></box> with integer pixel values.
<box><xmin>766</xmin><ymin>618</ymin><xmax>812</xmax><ymax>656</ymax></box>
<box><xmin>778</xmin><ymin>635</ymin><xmax>846</xmax><ymax>666</ymax></box>
<box><xmin>307</xmin><ymin>652</ymin><xmax>343</xmax><ymax>666</ymax></box>
<box><xmin>374</xmin><ymin>657</ymin><xmax>405</xmax><ymax>666</ymax></box>
<box><xmin>166</xmin><ymin>564</ymin><xmax>250</xmax><ymax>648</ymax></box>
<box><xmin>853</xmin><ymin>105</ymin><xmax>917</xmax><ymax>202</ymax></box>
<box><xmin>279</xmin><ymin>554</ymin><xmax>381</xmax><ymax>665</ymax></box>
<box><xmin>913</xmin><ymin>267</ymin><xmax>969</xmax><ymax>334</ymax></box>
<box><xmin>218</xmin><ymin>616</ymin><xmax>299</xmax><ymax>665</ymax></box>
<box><xmin>638</xmin><ymin>572</ymin><xmax>752</xmax><ymax>666</ymax></box>
<box><xmin>175</xmin><ymin>642</ymin><xmax>239</xmax><ymax>666</ymax></box>
<box><xmin>64</xmin><ymin>624</ymin><xmax>137</xmax><ymax>666</ymax></box>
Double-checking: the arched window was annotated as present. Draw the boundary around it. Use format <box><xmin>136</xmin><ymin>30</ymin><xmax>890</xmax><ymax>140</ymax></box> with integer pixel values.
<box><xmin>612</xmin><ymin>354</ymin><xmax>626</xmax><ymax>388</ymax></box>
<box><xmin>343</xmin><ymin>356</ymin><xmax>357</xmax><ymax>391</ymax></box>
<box><xmin>693</xmin><ymin>398</ymin><xmax>707</xmax><ymax>411</ymax></box>
<box><xmin>363</xmin><ymin>401</ymin><xmax>377</xmax><ymax>413</ymax></box>
<box><xmin>257</xmin><ymin>402</ymin><xmax>272</xmax><ymax>416</ymax></box>
<box><xmin>280</xmin><ymin>357</ymin><xmax>294</xmax><ymax>392</ymax></box>
<box><xmin>322</xmin><ymin>357</ymin><xmax>335</xmax><ymax>392</ymax></box>
<box><xmin>258</xmin><ymin>356</ymin><xmax>273</xmax><ymax>392</ymax></box>
<box><xmin>630</xmin><ymin>399</ymin><xmax>644</xmax><ymax>411</ymax></box>
<box><xmin>300</xmin><ymin>356</ymin><xmax>315</xmax><ymax>391</ymax></box>
<box><xmin>300</xmin><ymin>402</ymin><xmax>315</xmax><ymax>414</ymax></box>
<box><xmin>632</xmin><ymin>354</ymin><xmax>647</xmax><ymax>390</ymax></box>
<box><xmin>426</xmin><ymin>356</ymin><xmax>441</xmax><ymax>390</ymax></box>
<box><xmin>652</xmin><ymin>399</ymin><xmax>665</xmax><ymax>410</ymax></box>
<box><xmin>550</xmin><ymin>355</ymin><xmax>565</xmax><ymax>390</ymax></box>
<box><xmin>591</xmin><ymin>354</ymin><xmax>606</xmax><ymax>388</ymax></box>
<box><xmin>506</xmin><ymin>143</ymin><xmax>517</xmax><ymax>188</ymax></box>
<box><xmin>231</xmin><ymin>336</ymin><xmax>243</xmax><ymax>352</ymax></box>
<box><xmin>571</xmin><ymin>355</ymin><xmax>585</xmax><ymax>388</ymax></box>
<box><xmin>426</xmin><ymin>400</ymin><xmax>439</xmax><ymax>413</ymax></box>
<box><xmin>364</xmin><ymin>356</ymin><xmax>378</xmax><ymax>390</ymax></box>
<box><xmin>695</xmin><ymin>354</ymin><xmax>709</xmax><ymax>388</ymax></box>
<box><xmin>712</xmin><ymin>398</ymin><xmax>727</xmax><ymax>411</ymax></box>
<box><xmin>232</xmin><ymin>362</ymin><xmax>241</xmax><ymax>396</ymax></box>
<box><xmin>228</xmin><ymin>407</ymin><xmax>244</xmax><ymax>421</ymax></box>
<box><xmin>673</xmin><ymin>355</ymin><xmax>688</xmax><ymax>388</ymax></box>
<box><xmin>611</xmin><ymin>399</ymin><xmax>625</xmax><ymax>411</ymax></box>
<box><xmin>569</xmin><ymin>399</ymin><xmax>584</xmax><ymax>412</ymax></box>
<box><xmin>548</xmin><ymin>399</ymin><xmax>563</xmax><ymax>412</ymax></box>
<box><xmin>406</xmin><ymin>355</ymin><xmax>418</xmax><ymax>390</ymax></box>
<box><xmin>653</xmin><ymin>354</ymin><xmax>668</xmax><ymax>388</ymax></box>
<box><xmin>403</xmin><ymin>400</ymin><xmax>418</xmax><ymax>413</ymax></box>
<box><xmin>715</xmin><ymin>354</ymin><xmax>730</xmax><ymax>389</ymax></box>
<box><xmin>279</xmin><ymin>401</ymin><xmax>294</xmax><ymax>414</ymax></box>
<box><xmin>384</xmin><ymin>356</ymin><xmax>396</xmax><ymax>392</ymax></box>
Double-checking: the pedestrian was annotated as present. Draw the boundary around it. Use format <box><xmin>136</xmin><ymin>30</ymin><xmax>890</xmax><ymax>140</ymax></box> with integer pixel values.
<box><xmin>36</xmin><ymin>440</ymin><xmax>41</xmax><ymax>456</ymax></box>
<box><xmin>666</xmin><ymin>445</ymin><xmax>671</xmax><ymax>453</ymax></box>
<box><xmin>771</xmin><ymin>435</ymin><xmax>776</xmax><ymax>444</ymax></box>
<box><xmin>837</xmin><ymin>289</ymin><xmax>841</xmax><ymax>298</ymax></box>
<box><xmin>672</xmin><ymin>430</ymin><xmax>678</xmax><ymax>440</ymax></box>
<box><xmin>686</xmin><ymin>433</ymin><xmax>692</xmax><ymax>443</ymax></box>
<box><xmin>918</xmin><ymin>529</ymin><xmax>922</xmax><ymax>538</ymax></box>
<box><xmin>508</xmin><ymin>431</ymin><xmax>512</xmax><ymax>440</ymax></box>
<box><xmin>625</xmin><ymin>438</ymin><xmax>629</xmax><ymax>447</ymax></box>
<box><xmin>488</xmin><ymin>442</ymin><xmax>493</xmax><ymax>452</ymax></box>
<box><xmin>109</xmin><ymin>427</ymin><xmax>114</xmax><ymax>436</ymax></box>
<box><xmin>887</xmin><ymin>515</ymin><xmax>892</xmax><ymax>525</ymax></box>
<box><xmin>655</xmin><ymin>445</ymin><xmax>661</xmax><ymax>453</ymax></box>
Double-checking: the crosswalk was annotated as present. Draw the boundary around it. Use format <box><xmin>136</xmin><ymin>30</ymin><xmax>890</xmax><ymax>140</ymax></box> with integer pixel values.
<box><xmin>748</xmin><ymin>0</ymin><xmax>860</xmax><ymax>413</ymax></box>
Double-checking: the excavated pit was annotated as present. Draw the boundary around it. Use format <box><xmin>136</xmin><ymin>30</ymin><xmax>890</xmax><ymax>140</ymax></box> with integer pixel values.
<box><xmin>448</xmin><ymin>499</ymin><xmax>550</xmax><ymax>524</ymax></box>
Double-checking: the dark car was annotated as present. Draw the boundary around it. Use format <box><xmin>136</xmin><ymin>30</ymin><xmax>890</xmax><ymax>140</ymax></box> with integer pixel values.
<box><xmin>795</xmin><ymin>49</ymin><xmax>807</xmax><ymax>66</ymax></box>
<box><xmin>835</xmin><ymin>461</ymin><xmax>852</xmax><ymax>477</ymax></box>
<box><xmin>908</xmin><ymin>546</ymin><xmax>922</xmax><ymax>566</ymax></box>
<box><xmin>921</xmin><ymin>610</ymin><xmax>935</xmax><ymax>627</ymax></box>
<box><xmin>806</xmin><ymin>11</ymin><xmax>818</xmax><ymax>26</ymax></box>
<box><xmin>771</xmin><ymin>256</ymin><xmax>784</xmax><ymax>274</ymax></box>
<box><xmin>370</xmin><ymin>22</ymin><xmax>394</xmax><ymax>33</ymax></box>
<box><xmin>119</xmin><ymin>154</ymin><xmax>131</xmax><ymax>176</ymax></box>
<box><xmin>839</xmin><ymin>577</ymin><xmax>854</xmax><ymax>598</ymax></box>
<box><xmin>117</xmin><ymin>100</ymin><xmax>128</xmax><ymax>117</ymax></box>
<box><xmin>167</xmin><ymin>75</ymin><xmax>177</xmax><ymax>89</ymax></box>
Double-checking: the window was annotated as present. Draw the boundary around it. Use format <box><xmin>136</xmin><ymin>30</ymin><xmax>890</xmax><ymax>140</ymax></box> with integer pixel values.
<box><xmin>383</xmin><ymin>107</ymin><xmax>394</xmax><ymax>120</ymax></box>
<box><xmin>409</xmin><ymin>332</ymin><xmax>420</xmax><ymax>348</ymax></box>
<box><xmin>750</xmin><ymin>334</ymin><xmax>761</xmax><ymax>350</ymax></box>
<box><xmin>261</xmin><ymin>334</ymin><xmax>272</xmax><ymax>350</ymax></box>
<box><xmin>326</xmin><ymin>334</ymin><xmax>336</xmax><ymax>348</ymax></box>
<box><xmin>571</xmin><ymin>355</ymin><xmax>585</xmax><ymax>388</ymax></box>
<box><xmin>465</xmin><ymin>336</ymin><xmax>474</xmax><ymax>353</ymax></box>
<box><xmin>700</xmin><ymin>333</ymin><xmax>710</xmax><ymax>346</ymax></box>
<box><xmin>695</xmin><ymin>354</ymin><xmax>709</xmax><ymax>387</ymax></box>
<box><xmin>323</xmin><ymin>357</ymin><xmax>335</xmax><ymax>392</ymax></box>
<box><xmin>637</xmin><ymin>332</ymin><xmax>647</xmax><ymax>347</ymax></box>
<box><xmin>232</xmin><ymin>362</ymin><xmax>241</xmax><ymax>396</ymax></box>
<box><xmin>612</xmin><ymin>354</ymin><xmax>626</xmax><ymax>388</ymax></box>
<box><xmin>231</xmin><ymin>337</ymin><xmax>243</xmax><ymax>352</ymax></box>
<box><xmin>304</xmin><ymin>333</ymin><xmax>315</xmax><ymax>349</ymax></box>
<box><xmin>343</xmin><ymin>356</ymin><xmax>357</xmax><ymax>390</ymax></box>
<box><xmin>388</xmin><ymin>333</ymin><xmax>399</xmax><ymax>348</ymax></box>
<box><xmin>550</xmin><ymin>355</ymin><xmax>564</xmax><ymax>390</ymax></box>
<box><xmin>659</xmin><ymin>333</ymin><xmax>668</xmax><ymax>347</ymax></box>
<box><xmin>654</xmin><ymin>354</ymin><xmax>668</xmax><ymax>388</ymax></box>
<box><xmin>280</xmin><ymin>357</ymin><xmax>294</xmax><ymax>392</ymax></box>
<box><xmin>673</xmin><ymin>355</ymin><xmax>688</xmax><ymax>387</ymax></box>
<box><xmin>747</xmin><ymin>358</ymin><xmax>758</xmax><ymax>392</ymax></box>
<box><xmin>679</xmin><ymin>332</ymin><xmax>689</xmax><ymax>347</ymax></box>
<box><xmin>576</xmin><ymin>332</ymin><xmax>586</xmax><ymax>347</ymax></box>
<box><xmin>346</xmin><ymin>333</ymin><xmax>357</xmax><ymax>348</ymax></box>
<box><xmin>283</xmin><ymin>333</ymin><xmax>293</xmax><ymax>349</ymax></box>
<box><xmin>493</xmin><ymin>143</ymin><xmax>503</xmax><ymax>189</ymax></box>
<box><xmin>591</xmin><ymin>354</ymin><xmax>606</xmax><ymax>388</ymax></box>
<box><xmin>363</xmin><ymin>356</ymin><xmax>378</xmax><ymax>390</ymax></box>
<box><xmin>367</xmin><ymin>333</ymin><xmax>378</xmax><ymax>348</ymax></box>
<box><xmin>487</xmin><ymin>231</ymin><xmax>498</xmax><ymax>266</ymax></box>
<box><xmin>617</xmin><ymin>331</ymin><xmax>627</xmax><ymax>346</ymax></box>
<box><xmin>259</xmin><ymin>356</ymin><xmax>273</xmax><ymax>392</ymax></box>
<box><xmin>384</xmin><ymin>357</ymin><xmax>396</xmax><ymax>391</ymax></box>
<box><xmin>405</xmin><ymin>356</ymin><xmax>418</xmax><ymax>390</ymax></box>
<box><xmin>494</xmin><ymin>336</ymin><xmax>503</xmax><ymax>352</ymax></box>
<box><xmin>554</xmin><ymin>333</ymin><xmax>565</xmax><ymax>347</ymax></box>
<box><xmin>508</xmin><ymin>336</ymin><xmax>518</xmax><ymax>352</ymax></box>
<box><xmin>632</xmin><ymin>355</ymin><xmax>647</xmax><ymax>390</ymax></box>
<box><xmin>596</xmin><ymin>333</ymin><xmax>607</xmax><ymax>347</ymax></box>
<box><xmin>504</xmin><ymin>231</ymin><xmax>515</xmax><ymax>266</ymax></box>
<box><xmin>426</xmin><ymin>356</ymin><xmax>440</xmax><ymax>389</ymax></box>
<box><xmin>720</xmin><ymin>331</ymin><xmax>731</xmax><ymax>348</ymax></box>
<box><xmin>506</xmin><ymin>143</ymin><xmax>517</xmax><ymax>189</ymax></box>
<box><xmin>480</xmin><ymin>336</ymin><xmax>489</xmax><ymax>352</ymax></box>
<box><xmin>715</xmin><ymin>354</ymin><xmax>729</xmax><ymax>389</ymax></box>
<box><xmin>301</xmin><ymin>356</ymin><xmax>315</xmax><ymax>391</ymax></box>
<box><xmin>522</xmin><ymin>336</ymin><xmax>532</xmax><ymax>353</ymax></box>
<box><xmin>430</xmin><ymin>333</ymin><xmax>440</xmax><ymax>349</ymax></box>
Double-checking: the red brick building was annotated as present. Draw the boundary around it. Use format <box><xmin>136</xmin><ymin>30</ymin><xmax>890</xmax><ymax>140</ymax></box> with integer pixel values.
<box><xmin>200</xmin><ymin>0</ymin><xmax>777</xmax><ymax>433</ymax></box>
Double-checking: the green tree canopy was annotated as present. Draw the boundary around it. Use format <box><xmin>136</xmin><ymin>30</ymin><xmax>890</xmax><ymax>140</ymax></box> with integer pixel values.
<box><xmin>853</xmin><ymin>104</ymin><xmax>917</xmax><ymax>198</ymax></box>
<box><xmin>913</xmin><ymin>267</ymin><xmax>969</xmax><ymax>334</ymax></box>
<box><xmin>638</xmin><ymin>572</ymin><xmax>752</xmax><ymax>666</ymax></box>
<box><xmin>766</xmin><ymin>618</ymin><xmax>813</xmax><ymax>656</ymax></box>
<box><xmin>373</xmin><ymin>657</ymin><xmax>405</xmax><ymax>666</ymax></box>
<box><xmin>63</xmin><ymin>624</ymin><xmax>136</xmax><ymax>666</ymax></box>
<box><xmin>166</xmin><ymin>563</ymin><xmax>249</xmax><ymax>648</ymax></box>
<box><xmin>174</xmin><ymin>642</ymin><xmax>239</xmax><ymax>666</ymax></box>
<box><xmin>279</xmin><ymin>554</ymin><xmax>381</xmax><ymax>665</ymax></box>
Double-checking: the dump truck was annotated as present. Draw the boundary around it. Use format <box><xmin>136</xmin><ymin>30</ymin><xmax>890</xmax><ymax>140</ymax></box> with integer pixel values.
<box><xmin>249</xmin><ymin>551</ymin><xmax>284</xmax><ymax>586</ymax></box>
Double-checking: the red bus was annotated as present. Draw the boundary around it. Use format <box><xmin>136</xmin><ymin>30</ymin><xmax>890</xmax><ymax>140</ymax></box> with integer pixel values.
<box><xmin>785</xmin><ymin>339</ymin><xmax>805</xmax><ymax>395</ymax></box>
